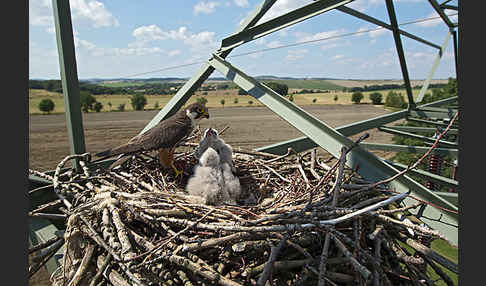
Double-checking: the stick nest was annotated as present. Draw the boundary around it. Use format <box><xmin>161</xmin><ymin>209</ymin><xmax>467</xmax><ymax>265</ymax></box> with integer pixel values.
<box><xmin>29</xmin><ymin>128</ymin><xmax>457</xmax><ymax>286</ymax></box>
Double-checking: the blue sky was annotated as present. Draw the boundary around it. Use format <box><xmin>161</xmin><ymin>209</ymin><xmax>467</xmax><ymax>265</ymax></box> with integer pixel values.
<box><xmin>29</xmin><ymin>0</ymin><xmax>458</xmax><ymax>80</ymax></box>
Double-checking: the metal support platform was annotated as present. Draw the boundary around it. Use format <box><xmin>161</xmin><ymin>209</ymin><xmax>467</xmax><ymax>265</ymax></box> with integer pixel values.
<box><xmin>29</xmin><ymin>2</ymin><xmax>460</xmax><ymax>276</ymax></box>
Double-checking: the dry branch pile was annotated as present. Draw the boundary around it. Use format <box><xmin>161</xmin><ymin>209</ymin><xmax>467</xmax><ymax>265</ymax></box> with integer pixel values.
<box><xmin>28</xmin><ymin>128</ymin><xmax>458</xmax><ymax>286</ymax></box>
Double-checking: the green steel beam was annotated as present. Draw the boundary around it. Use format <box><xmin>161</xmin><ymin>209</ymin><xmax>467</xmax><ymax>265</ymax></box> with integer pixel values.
<box><xmin>417</xmin><ymin>106</ymin><xmax>458</xmax><ymax>113</ymax></box>
<box><xmin>360</xmin><ymin>142</ymin><xmax>458</xmax><ymax>158</ymax></box>
<box><xmin>440</xmin><ymin>4</ymin><xmax>458</xmax><ymax>11</ymax></box>
<box><xmin>335</xmin><ymin>6</ymin><xmax>441</xmax><ymax>50</ymax></box>
<box><xmin>257</xmin><ymin>97</ymin><xmax>457</xmax><ymax>155</ymax></box>
<box><xmin>29</xmin><ymin>218</ymin><xmax>64</xmax><ymax>275</ymax></box>
<box><xmin>52</xmin><ymin>0</ymin><xmax>86</xmax><ymax>172</ymax></box>
<box><xmin>452</xmin><ymin>29</ymin><xmax>458</xmax><ymax>78</ymax></box>
<box><xmin>140</xmin><ymin>62</ymin><xmax>215</xmax><ymax>134</ymax></box>
<box><xmin>406</xmin><ymin>116</ymin><xmax>455</xmax><ymax>128</ymax></box>
<box><xmin>416</xmin><ymin>32</ymin><xmax>452</xmax><ymax>103</ymax></box>
<box><xmin>378</xmin><ymin>126</ymin><xmax>458</xmax><ymax>148</ymax></box>
<box><xmin>385</xmin><ymin>160</ymin><xmax>459</xmax><ymax>191</ymax></box>
<box><xmin>140</xmin><ymin>0</ymin><xmax>278</xmax><ymax>134</ymax></box>
<box><xmin>428</xmin><ymin>0</ymin><xmax>455</xmax><ymax>28</ymax></box>
<box><xmin>409</xmin><ymin>109</ymin><xmax>455</xmax><ymax>120</ymax></box>
<box><xmin>208</xmin><ymin>54</ymin><xmax>458</xmax><ymax>246</ymax></box>
<box><xmin>220</xmin><ymin>0</ymin><xmax>352</xmax><ymax>52</ymax></box>
<box><xmin>432</xmin><ymin>191</ymin><xmax>458</xmax><ymax>206</ymax></box>
<box><xmin>385</xmin><ymin>0</ymin><xmax>415</xmax><ymax>110</ymax></box>
<box><xmin>385</xmin><ymin>126</ymin><xmax>458</xmax><ymax>136</ymax></box>
<box><xmin>257</xmin><ymin>109</ymin><xmax>407</xmax><ymax>154</ymax></box>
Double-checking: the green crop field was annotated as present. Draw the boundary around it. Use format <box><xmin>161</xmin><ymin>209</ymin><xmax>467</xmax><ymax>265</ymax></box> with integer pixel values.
<box><xmin>271</xmin><ymin>79</ymin><xmax>345</xmax><ymax>90</ymax></box>
<box><xmin>29</xmin><ymin>87</ymin><xmax>423</xmax><ymax>115</ymax></box>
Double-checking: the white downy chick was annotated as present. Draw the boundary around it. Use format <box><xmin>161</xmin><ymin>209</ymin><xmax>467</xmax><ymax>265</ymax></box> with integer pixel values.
<box><xmin>196</xmin><ymin>128</ymin><xmax>235</xmax><ymax>173</ymax></box>
<box><xmin>185</xmin><ymin>147</ymin><xmax>232</xmax><ymax>205</ymax></box>
<box><xmin>221</xmin><ymin>162</ymin><xmax>241</xmax><ymax>204</ymax></box>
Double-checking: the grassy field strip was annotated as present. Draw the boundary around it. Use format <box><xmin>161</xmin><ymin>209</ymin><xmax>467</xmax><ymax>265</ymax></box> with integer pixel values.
<box><xmin>29</xmin><ymin>88</ymin><xmax>422</xmax><ymax>115</ymax></box>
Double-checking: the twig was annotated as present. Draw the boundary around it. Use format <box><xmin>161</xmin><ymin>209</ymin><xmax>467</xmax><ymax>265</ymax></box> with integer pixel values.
<box><xmin>134</xmin><ymin>209</ymin><xmax>215</xmax><ymax>265</ymax></box>
<box><xmin>29</xmin><ymin>237</ymin><xmax>65</xmax><ymax>278</ymax></box>
<box><xmin>331</xmin><ymin>234</ymin><xmax>372</xmax><ymax>281</ymax></box>
<box><xmin>67</xmin><ymin>243</ymin><xmax>95</xmax><ymax>286</ymax></box>
<box><xmin>29</xmin><ymin>236</ymin><xmax>62</xmax><ymax>255</ymax></box>
<box><xmin>89</xmin><ymin>253</ymin><xmax>112</xmax><ymax>286</ymax></box>
<box><xmin>257</xmin><ymin>235</ymin><xmax>288</xmax><ymax>286</ymax></box>
<box><xmin>79</xmin><ymin>214</ymin><xmax>121</xmax><ymax>261</ymax></box>
<box><xmin>398</xmin><ymin>233</ymin><xmax>458</xmax><ymax>274</ymax></box>
<box><xmin>96</xmin><ymin>254</ymin><xmax>131</xmax><ymax>286</ymax></box>
<box><xmin>166</xmin><ymin>254</ymin><xmax>244</xmax><ymax>286</ymax></box>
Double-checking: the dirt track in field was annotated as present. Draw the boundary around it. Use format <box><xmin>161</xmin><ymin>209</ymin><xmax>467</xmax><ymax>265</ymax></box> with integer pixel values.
<box><xmin>28</xmin><ymin>103</ymin><xmax>398</xmax><ymax>285</ymax></box>
<box><xmin>29</xmin><ymin>104</ymin><xmax>398</xmax><ymax>172</ymax></box>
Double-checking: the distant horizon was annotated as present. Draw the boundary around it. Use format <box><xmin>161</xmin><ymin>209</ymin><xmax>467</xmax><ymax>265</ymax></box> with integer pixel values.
<box><xmin>29</xmin><ymin>76</ymin><xmax>454</xmax><ymax>82</ymax></box>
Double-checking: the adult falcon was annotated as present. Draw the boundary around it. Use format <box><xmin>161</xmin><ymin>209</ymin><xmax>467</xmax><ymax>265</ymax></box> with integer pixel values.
<box><xmin>95</xmin><ymin>102</ymin><xmax>209</xmax><ymax>175</ymax></box>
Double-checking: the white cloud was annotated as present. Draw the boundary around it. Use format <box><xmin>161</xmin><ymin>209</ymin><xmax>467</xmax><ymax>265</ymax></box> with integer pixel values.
<box><xmin>332</xmin><ymin>54</ymin><xmax>344</xmax><ymax>60</ymax></box>
<box><xmin>258</xmin><ymin>0</ymin><xmax>311</xmax><ymax>23</ymax></box>
<box><xmin>194</xmin><ymin>1</ymin><xmax>220</xmax><ymax>15</ymax></box>
<box><xmin>29</xmin><ymin>0</ymin><xmax>119</xmax><ymax>31</ymax></box>
<box><xmin>295</xmin><ymin>29</ymin><xmax>345</xmax><ymax>44</ymax></box>
<box><xmin>254</xmin><ymin>38</ymin><xmax>267</xmax><ymax>45</ymax></box>
<box><xmin>320</xmin><ymin>42</ymin><xmax>339</xmax><ymax>51</ymax></box>
<box><xmin>29</xmin><ymin>0</ymin><xmax>53</xmax><ymax>28</ymax></box>
<box><xmin>285</xmin><ymin>49</ymin><xmax>308</xmax><ymax>61</ymax></box>
<box><xmin>75</xmin><ymin>38</ymin><xmax>165</xmax><ymax>57</ymax></box>
<box><xmin>168</xmin><ymin>50</ymin><xmax>182</xmax><ymax>57</ymax></box>
<box><xmin>345</xmin><ymin>0</ymin><xmax>381</xmax><ymax>12</ymax></box>
<box><xmin>415</xmin><ymin>11</ymin><xmax>442</xmax><ymax>27</ymax></box>
<box><xmin>233</xmin><ymin>0</ymin><xmax>249</xmax><ymax>7</ymax></box>
<box><xmin>369</xmin><ymin>28</ymin><xmax>387</xmax><ymax>38</ymax></box>
<box><xmin>415</xmin><ymin>11</ymin><xmax>458</xmax><ymax>28</ymax></box>
<box><xmin>266</xmin><ymin>40</ymin><xmax>282</xmax><ymax>48</ymax></box>
<box><xmin>70</xmin><ymin>0</ymin><xmax>119</xmax><ymax>27</ymax></box>
<box><xmin>132</xmin><ymin>24</ymin><xmax>165</xmax><ymax>42</ymax></box>
<box><xmin>132</xmin><ymin>25</ymin><xmax>217</xmax><ymax>51</ymax></box>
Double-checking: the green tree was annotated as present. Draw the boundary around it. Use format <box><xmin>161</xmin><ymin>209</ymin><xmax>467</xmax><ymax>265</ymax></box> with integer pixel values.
<box><xmin>38</xmin><ymin>98</ymin><xmax>55</xmax><ymax>114</ymax></box>
<box><xmin>288</xmin><ymin>94</ymin><xmax>294</xmax><ymax>102</ymax></box>
<box><xmin>369</xmin><ymin>92</ymin><xmax>383</xmax><ymax>105</ymax></box>
<box><xmin>80</xmin><ymin>91</ymin><xmax>96</xmax><ymax>112</ymax></box>
<box><xmin>248</xmin><ymin>100</ymin><xmax>253</xmax><ymax>105</ymax></box>
<box><xmin>312</xmin><ymin>98</ymin><xmax>317</xmax><ymax>103</ymax></box>
<box><xmin>107</xmin><ymin>101</ymin><xmax>112</xmax><ymax>111</ymax></box>
<box><xmin>154</xmin><ymin>101</ymin><xmax>159</xmax><ymax>109</ymax></box>
<box><xmin>220</xmin><ymin>99</ymin><xmax>225</xmax><ymax>107</ymax></box>
<box><xmin>385</xmin><ymin>91</ymin><xmax>407</xmax><ymax>109</ymax></box>
<box><xmin>334</xmin><ymin>94</ymin><xmax>338</xmax><ymax>103</ymax></box>
<box><xmin>265</xmin><ymin>82</ymin><xmax>288</xmax><ymax>96</ymax></box>
<box><xmin>196</xmin><ymin>97</ymin><xmax>208</xmax><ymax>105</ymax></box>
<box><xmin>118</xmin><ymin>103</ymin><xmax>125</xmax><ymax>112</ymax></box>
<box><xmin>351</xmin><ymin>91</ymin><xmax>364</xmax><ymax>104</ymax></box>
<box><xmin>131</xmin><ymin>94</ymin><xmax>147</xmax><ymax>111</ymax></box>
<box><xmin>93</xmin><ymin>101</ymin><xmax>103</xmax><ymax>112</ymax></box>
<box><xmin>421</xmin><ymin>78</ymin><xmax>456</xmax><ymax>104</ymax></box>
<box><xmin>233</xmin><ymin>98</ymin><xmax>239</xmax><ymax>104</ymax></box>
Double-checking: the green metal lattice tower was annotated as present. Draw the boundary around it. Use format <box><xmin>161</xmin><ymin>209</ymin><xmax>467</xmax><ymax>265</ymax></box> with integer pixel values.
<box><xmin>29</xmin><ymin>0</ymin><xmax>460</xmax><ymax>275</ymax></box>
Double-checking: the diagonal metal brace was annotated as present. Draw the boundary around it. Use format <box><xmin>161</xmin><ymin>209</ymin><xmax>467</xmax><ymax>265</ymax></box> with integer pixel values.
<box><xmin>220</xmin><ymin>0</ymin><xmax>353</xmax><ymax>52</ymax></box>
<box><xmin>208</xmin><ymin>53</ymin><xmax>458</xmax><ymax>246</ymax></box>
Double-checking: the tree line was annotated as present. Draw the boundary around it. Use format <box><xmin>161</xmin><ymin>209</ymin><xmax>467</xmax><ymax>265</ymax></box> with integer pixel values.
<box><xmin>29</xmin><ymin>79</ymin><xmax>185</xmax><ymax>95</ymax></box>
<box><xmin>348</xmin><ymin>82</ymin><xmax>446</xmax><ymax>93</ymax></box>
